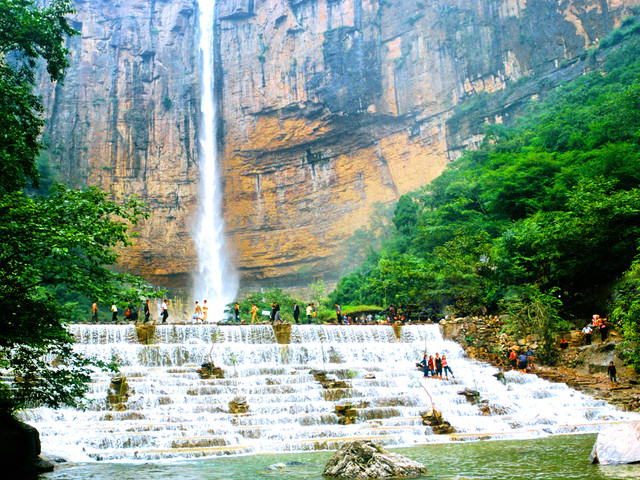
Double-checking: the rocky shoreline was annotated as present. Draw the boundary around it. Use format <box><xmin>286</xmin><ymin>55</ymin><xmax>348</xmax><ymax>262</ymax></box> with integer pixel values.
<box><xmin>439</xmin><ymin>316</ymin><xmax>640</xmax><ymax>412</ymax></box>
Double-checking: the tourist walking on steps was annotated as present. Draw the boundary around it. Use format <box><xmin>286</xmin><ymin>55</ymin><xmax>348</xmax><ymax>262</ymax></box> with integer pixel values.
<box><xmin>161</xmin><ymin>299</ymin><xmax>169</xmax><ymax>324</ymax></box>
<box><xmin>518</xmin><ymin>352</ymin><xmax>528</xmax><ymax>372</ymax></box>
<box><xmin>442</xmin><ymin>355</ymin><xmax>455</xmax><ymax>379</ymax></box>
<box><xmin>270</xmin><ymin>302</ymin><xmax>281</xmax><ymax>323</ymax></box>
<box><xmin>234</xmin><ymin>303</ymin><xmax>240</xmax><ymax>323</ymax></box>
<box><xmin>203</xmin><ymin>300</ymin><xmax>208</xmax><ymax>323</ymax></box>
<box><xmin>509</xmin><ymin>349</ymin><xmax>517</xmax><ymax>370</ymax></box>
<box><xmin>91</xmin><ymin>301</ymin><xmax>98</xmax><ymax>323</ymax></box>
<box><xmin>194</xmin><ymin>301</ymin><xmax>203</xmax><ymax>323</ymax></box>
<box><xmin>600</xmin><ymin>317</ymin><xmax>609</xmax><ymax>342</ymax></box>
<box><xmin>293</xmin><ymin>302</ymin><xmax>300</xmax><ymax>324</ymax></box>
<box><xmin>435</xmin><ymin>353</ymin><xmax>443</xmax><ymax>379</ymax></box>
<box><xmin>526</xmin><ymin>347</ymin><xmax>535</xmax><ymax>370</ymax></box>
<box><xmin>144</xmin><ymin>299</ymin><xmax>150</xmax><ymax>324</ymax></box>
<box><xmin>607</xmin><ymin>361</ymin><xmax>618</xmax><ymax>385</ymax></box>
<box><xmin>111</xmin><ymin>303</ymin><xmax>118</xmax><ymax>324</ymax></box>
<box><xmin>270</xmin><ymin>302</ymin><xmax>276</xmax><ymax>323</ymax></box>
<box><xmin>251</xmin><ymin>303</ymin><xmax>258</xmax><ymax>324</ymax></box>
<box><xmin>582</xmin><ymin>323</ymin><xmax>592</xmax><ymax>345</ymax></box>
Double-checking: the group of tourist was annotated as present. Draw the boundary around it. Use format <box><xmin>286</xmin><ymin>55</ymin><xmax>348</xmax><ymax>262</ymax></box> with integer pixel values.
<box><xmin>507</xmin><ymin>348</ymin><xmax>535</xmax><ymax>372</ymax></box>
<box><xmin>582</xmin><ymin>314</ymin><xmax>608</xmax><ymax>345</ymax></box>
<box><xmin>190</xmin><ymin>300</ymin><xmax>208</xmax><ymax>323</ymax></box>
<box><xmin>90</xmin><ymin>299</ymin><xmax>159</xmax><ymax>324</ymax></box>
<box><xmin>418</xmin><ymin>353</ymin><xmax>455</xmax><ymax>380</ymax></box>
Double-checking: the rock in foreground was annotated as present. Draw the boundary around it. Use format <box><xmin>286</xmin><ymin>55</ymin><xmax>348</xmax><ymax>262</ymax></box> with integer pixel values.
<box><xmin>324</xmin><ymin>440</ymin><xmax>426</xmax><ymax>479</ymax></box>
<box><xmin>590</xmin><ymin>421</ymin><xmax>640</xmax><ymax>465</ymax></box>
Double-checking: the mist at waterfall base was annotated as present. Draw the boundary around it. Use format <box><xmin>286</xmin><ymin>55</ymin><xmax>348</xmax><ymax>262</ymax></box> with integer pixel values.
<box><xmin>194</xmin><ymin>0</ymin><xmax>237</xmax><ymax>317</ymax></box>
<box><xmin>19</xmin><ymin>325</ymin><xmax>640</xmax><ymax>479</ymax></box>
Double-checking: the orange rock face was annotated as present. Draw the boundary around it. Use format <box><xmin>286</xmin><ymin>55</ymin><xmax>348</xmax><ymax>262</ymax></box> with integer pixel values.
<box><xmin>39</xmin><ymin>0</ymin><xmax>636</xmax><ymax>289</ymax></box>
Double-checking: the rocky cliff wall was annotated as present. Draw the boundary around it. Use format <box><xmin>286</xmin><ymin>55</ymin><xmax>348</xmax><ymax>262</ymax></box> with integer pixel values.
<box><xmin>39</xmin><ymin>0</ymin><xmax>638</xmax><ymax>290</ymax></box>
<box><xmin>39</xmin><ymin>0</ymin><xmax>200</xmax><ymax>287</ymax></box>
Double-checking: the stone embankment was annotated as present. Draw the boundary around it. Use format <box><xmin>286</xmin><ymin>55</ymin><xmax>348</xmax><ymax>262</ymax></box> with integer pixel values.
<box><xmin>439</xmin><ymin>316</ymin><xmax>640</xmax><ymax>412</ymax></box>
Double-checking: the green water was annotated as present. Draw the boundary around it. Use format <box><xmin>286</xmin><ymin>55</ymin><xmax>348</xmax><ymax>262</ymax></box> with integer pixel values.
<box><xmin>42</xmin><ymin>435</ymin><xmax>639</xmax><ymax>480</ymax></box>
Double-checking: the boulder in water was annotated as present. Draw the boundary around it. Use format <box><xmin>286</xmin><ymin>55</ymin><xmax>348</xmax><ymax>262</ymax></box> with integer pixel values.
<box><xmin>0</xmin><ymin>416</ymin><xmax>54</xmax><ymax>474</ymax></box>
<box><xmin>323</xmin><ymin>440</ymin><xmax>427</xmax><ymax>479</ymax></box>
<box><xmin>420</xmin><ymin>409</ymin><xmax>455</xmax><ymax>434</ymax></box>
<box><xmin>229</xmin><ymin>396</ymin><xmax>249</xmax><ymax>414</ymax></box>
<box><xmin>590</xmin><ymin>421</ymin><xmax>640</xmax><ymax>465</ymax></box>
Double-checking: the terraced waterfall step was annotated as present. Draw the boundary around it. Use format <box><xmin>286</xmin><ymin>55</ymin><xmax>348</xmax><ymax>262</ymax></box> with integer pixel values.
<box><xmin>17</xmin><ymin>324</ymin><xmax>640</xmax><ymax>461</ymax></box>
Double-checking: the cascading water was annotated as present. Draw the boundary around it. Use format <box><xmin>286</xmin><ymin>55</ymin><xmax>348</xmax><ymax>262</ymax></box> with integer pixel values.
<box><xmin>19</xmin><ymin>324</ymin><xmax>638</xmax><ymax>462</ymax></box>
<box><xmin>194</xmin><ymin>0</ymin><xmax>237</xmax><ymax>318</ymax></box>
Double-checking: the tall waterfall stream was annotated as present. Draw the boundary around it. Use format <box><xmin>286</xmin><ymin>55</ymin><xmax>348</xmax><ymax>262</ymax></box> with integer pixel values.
<box><xmin>19</xmin><ymin>324</ymin><xmax>638</xmax><ymax>463</ymax></box>
<box><xmin>194</xmin><ymin>0</ymin><xmax>237</xmax><ymax>314</ymax></box>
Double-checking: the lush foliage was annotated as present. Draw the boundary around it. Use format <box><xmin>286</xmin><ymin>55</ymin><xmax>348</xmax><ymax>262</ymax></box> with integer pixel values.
<box><xmin>0</xmin><ymin>0</ymin><xmax>156</xmax><ymax>414</ymax></box>
<box><xmin>609</xmin><ymin>262</ymin><xmax>640</xmax><ymax>370</ymax></box>
<box><xmin>0</xmin><ymin>0</ymin><xmax>77</xmax><ymax>193</ymax></box>
<box><xmin>331</xmin><ymin>23</ymin><xmax>640</xmax><ymax>334</ymax></box>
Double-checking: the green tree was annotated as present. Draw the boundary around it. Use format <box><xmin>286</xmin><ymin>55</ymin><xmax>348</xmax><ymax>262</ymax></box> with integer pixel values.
<box><xmin>0</xmin><ymin>186</ymin><xmax>154</xmax><ymax>413</ymax></box>
<box><xmin>610</xmin><ymin>261</ymin><xmax>640</xmax><ymax>370</ymax></box>
<box><xmin>0</xmin><ymin>0</ymin><xmax>77</xmax><ymax>193</ymax></box>
<box><xmin>501</xmin><ymin>285</ymin><xmax>568</xmax><ymax>365</ymax></box>
<box><xmin>0</xmin><ymin>0</ymin><xmax>158</xmax><ymax>415</ymax></box>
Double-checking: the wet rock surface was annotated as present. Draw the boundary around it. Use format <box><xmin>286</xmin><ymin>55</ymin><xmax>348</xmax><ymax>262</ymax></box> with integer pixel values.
<box><xmin>197</xmin><ymin>363</ymin><xmax>225</xmax><ymax>379</ymax></box>
<box><xmin>590</xmin><ymin>421</ymin><xmax>640</xmax><ymax>465</ymax></box>
<box><xmin>229</xmin><ymin>397</ymin><xmax>249</xmax><ymax>414</ymax></box>
<box><xmin>107</xmin><ymin>376</ymin><xmax>132</xmax><ymax>410</ymax></box>
<box><xmin>420</xmin><ymin>409</ymin><xmax>455</xmax><ymax>435</ymax></box>
<box><xmin>323</xmin><ymin>439</ymin><xmax>427</xmax><ymax>479</ymax></box>
<box><xmin>0</xmin><ymin>416</ymin><xmax>54</xmax><ymax>475</ymax></box>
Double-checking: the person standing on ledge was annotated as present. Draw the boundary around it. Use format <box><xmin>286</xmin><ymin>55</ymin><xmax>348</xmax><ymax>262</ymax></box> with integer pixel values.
<box><xmin>194</xmin><ymin>301</ymin><xmax>203</xmax><ymax>323</ymax></box>
<box><xmin>251</xmin><ymin>303</ymin><xmax>258</xmax><ymax>324</ymax></box>
<box><xmin>306</xmin><ymin>304</ymin><xmax>313</xmax><ymax>324</ymax></box>
<box><xmin>607</xmin><ymin>361</ymin><xmax>618</xmax><ymax>386</ymax></box>
<box><xmin>161</xmin><ymin>299</ymin><xmax>169</xmax><ymax>324</ymax></box>
<box><xmin>274</xmin><ymin>302</ymin><xmax>281</xmax><ymax>323</ymax></box>
<box><xmin>234</xmin><ymin>302</ymin><xmax>240</xmax><ymax>323</ymax></box>
<box><xmin>203</xmin><ymin>300</ymin><xmax>208</xmax><ymax>323</ymax></box>
<box><xmin>335</xmin><ymin>303</ymin><xmax>342</xmax><ymax>324</ymax></box>
<box><xmin>144</xmin><ymin>299</ymin><xmax>150</xmax><ymax>324</ymax></box>
<box><xmin>582</xmin><ymin>323</ymin><xmax>592</xmax><ymax>345</ymax></box>
<box><xmin>111</xmin><ymin>302</ymin><xmax>118</xmax><ymax>324</ymax></box>
<box><xmin>599</xmin><ymin>316</ymin><xmax>609</xmax><ymax>343</ymax></box>
<box><xmin>442</xmin><ymin>355</ymin><xmax>455</xmax><ymax>380</ymax></box>
<box><xmin>91</xmin><ymin>301</ymin><xmax>98</xmax><ymax>323</ymax></box>
<box><xmin>293</xmin><ymin>302</ymin><xmax>300</xmax><ymax>324</ymax></box>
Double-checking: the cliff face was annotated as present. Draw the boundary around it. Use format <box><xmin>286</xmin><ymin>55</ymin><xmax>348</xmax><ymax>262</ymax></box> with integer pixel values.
<box><xmin>40</xmin><ymin>0</ymin><xmax>637</xmax><ymax>289</ymax></box>
<box><xmin>40</xmin><ymin>0</ymin><xmax>200</xmax><ymax>287</ymax></box>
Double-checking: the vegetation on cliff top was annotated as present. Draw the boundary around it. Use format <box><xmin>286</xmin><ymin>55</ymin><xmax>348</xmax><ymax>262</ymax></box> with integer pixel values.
<box><xmin>330</xmin><ymin>18</ymin><xmax>640</xmax><ymax>365</ymax></box>
<box><xmin>0</xmin><ymin>0</ymin><xmax>156</xmax><ymax>415</ymax></box>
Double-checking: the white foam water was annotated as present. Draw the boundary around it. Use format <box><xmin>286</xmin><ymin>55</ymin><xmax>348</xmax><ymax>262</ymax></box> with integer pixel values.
<box><xmin>17</xmin><ymin>324</ymin><xmax>638</xmax><ymax>462</ymax></box>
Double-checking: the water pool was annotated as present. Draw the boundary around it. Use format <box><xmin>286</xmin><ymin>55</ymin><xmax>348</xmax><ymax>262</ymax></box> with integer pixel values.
<box><xmin>42</xmin><ymin>434</ymin><xmax>640</xmax><ymax>480</ymax></box>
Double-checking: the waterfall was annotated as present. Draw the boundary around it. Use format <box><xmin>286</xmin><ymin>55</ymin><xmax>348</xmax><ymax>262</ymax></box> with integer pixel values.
<box><xmin>18</xmin><ymin>325</ymin><xmax>639</xmax><ymax>462</ymax></box>
<box><xmin>194</xmin><ymin>0</ymin><xmax>237</xmax><ymax>319</ymax></box>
